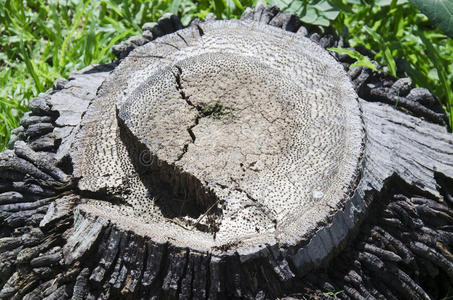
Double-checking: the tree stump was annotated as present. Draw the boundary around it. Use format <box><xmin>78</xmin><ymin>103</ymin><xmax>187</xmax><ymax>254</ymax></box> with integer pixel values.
<box><xmin>1</xmin><ymin>6</ymin><xmax>453</xmax><ymax>300</ymax></box>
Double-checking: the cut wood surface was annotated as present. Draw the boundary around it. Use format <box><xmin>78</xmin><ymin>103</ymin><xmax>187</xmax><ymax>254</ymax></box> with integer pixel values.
<box><xmin>0</xmin><ymin>5</ymin><xmax>452</xmax><ymax>300</ymax></box>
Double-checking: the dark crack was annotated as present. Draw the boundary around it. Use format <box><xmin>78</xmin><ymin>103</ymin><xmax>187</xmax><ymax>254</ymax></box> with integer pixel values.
<box><xmin>195</xmin><ymin>24</ymin><xmax>204</xmax><ymax>37</ymax></box>
<box><xmin>267</xmin><ymin>11</ymin><xmax>279</xmax><ymax>25</ymax></box>
<box><xmin>173</xmin><ymin>65</ymin><xmax>198</xmax><ymax>162</ymax></box>
<box><xmin>235</xmin><ymin>186</ymin><xmax>276</xmax><ymax>220</ymax></box>
<box><xmin>176</xmin><ymin>32</ymin><xmax>189</xmax><ymax>46</ymax></box>
<box><xmin>230</xmin><ymin>183</ymin><xmax>277</xmax><ymax>224</ymax></box>
<box><xmin>234</xmin><ymin>187</ymin><xmax>258</xmax><ymax>202</ymax></box>
<box><xmin>77</xmin><ymin>184</ymin><xmax>133</xmax><ymax>208</ymax></box>
<box><xmin>175</xmin><ymin>144</ymin><xmax>189</xmax><ymax>162</ymax></box>
<box><xmin>173</xmin><ymin>65</ymin><xmax>233</xmax><ymax>162</ymax></box>
<box><xmin>157</xmin><ymin>41</ymin><xmax>180</xmax><ymax>50</ymax></box>
<box><xmin>174</xmin><ymin>65</ymin><xmax>193</xmax><ymax>107</ymax></box>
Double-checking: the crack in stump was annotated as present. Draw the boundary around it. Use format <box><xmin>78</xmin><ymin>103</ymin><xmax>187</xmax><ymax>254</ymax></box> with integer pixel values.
<box><xmin>173</xmin><ymin>65</ymin><xmax>199</xmax><ymax>162</ymax></box>
<box><xmin>173</xmin><ymin>65</ymin><xmax>233</xmax><ymax>162</ymax></box>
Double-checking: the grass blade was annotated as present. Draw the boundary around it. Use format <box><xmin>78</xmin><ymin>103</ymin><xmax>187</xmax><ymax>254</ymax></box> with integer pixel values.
<box><xmin>19</xmin><ymin>40</ymin><xmax>43</xmax><ymax>92</ymax></box>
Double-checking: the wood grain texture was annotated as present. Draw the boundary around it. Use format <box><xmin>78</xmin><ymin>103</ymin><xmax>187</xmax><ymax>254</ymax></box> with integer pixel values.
<box><xmin>0</xmin><ymin>6</ymin><xmax>452</xmax><ymax>300</ymax></box>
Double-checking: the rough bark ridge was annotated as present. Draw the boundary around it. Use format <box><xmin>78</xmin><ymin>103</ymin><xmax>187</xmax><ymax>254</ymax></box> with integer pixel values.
<box><xmin>0</xmin><ymin>6</ymin><xmax>452</xmax><ymax>300</ymax></box>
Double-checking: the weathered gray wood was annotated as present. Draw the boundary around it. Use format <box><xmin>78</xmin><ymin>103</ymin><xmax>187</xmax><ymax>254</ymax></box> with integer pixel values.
<box><xmin>30</xmin><ymin>252</ymin><xmax>62</xmax><ymax>268</ymax></box>
<box><xmin>0</xmin><ymin>150</ymin><xmax>58</xmax><ymax>185</ymax></box>
<box><xmin>29</xmin><ymin>133</ymin><xmax>56</xmax><ymax>152</ymax></box>
<box><xmin>28</xmin><ymin>94</ymin><xmax>51</xmax><ymax>116</ymax></box>
<box><xmin>0</xmin><ymin>5</ymin><xmax>452</xmax><ymax>300</ymax></box>
<box><xmin>0</xmin><ymin>192</ymin><xmax>23</xmax><ymax>205</ymax></box>
<box><xmin>20</xmin><ymin>113</ymin><xmax>53</xmax><ymax>128</ymax></box>
<box><xmin>71</xmin><ymin>268</ymin><xmax>89</xmax><ymax>300</ymax></box>
<box><xmin>62</xmin><ymin>209</ymin><xmax>107</xmax><ymax>265</ymax></box>
<box><xmin>14</xmin><ymin>141</ymin><xmax>69</xmax><ymax>183</ymax></box>
<box><xmin>40</xmin><ymin>195</ymin><xmax>77</xmax><ymax>228</ymax></box>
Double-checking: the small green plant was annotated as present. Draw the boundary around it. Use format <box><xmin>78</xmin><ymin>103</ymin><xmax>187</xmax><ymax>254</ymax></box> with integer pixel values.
<box><xmin>324</xmin><ymin>290</ymin><xmax>344</xmax><ymax>299</ymax></box>
<box><xmin>267</xmin><ymin>0</ymin><xmax>340</xmax><ymax>26</ymax></box>
<box><xmin>395</xmin><ymin>89</ymin><xmax>400</xmax><ymax>108</ymax></box>
<box><xmin>328</xmin><ymin>47</ymin><xmax>378</xmax><ymax>71</ymax></box>
<box><xmin>200</xmin><ymin>102</ymin><xmax>234</xmax><ymax>119</ymax></box>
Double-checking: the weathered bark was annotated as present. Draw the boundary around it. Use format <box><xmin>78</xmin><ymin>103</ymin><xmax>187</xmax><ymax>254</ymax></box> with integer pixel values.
<box><xmin>1</xmin><ymin>5</ymin><xmax>453</xmax><ymax>300</ymax></box>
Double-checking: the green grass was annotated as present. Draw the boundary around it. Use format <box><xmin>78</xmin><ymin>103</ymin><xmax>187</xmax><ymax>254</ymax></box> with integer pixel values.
<box><xmin>0</xmin><ymin>0</ymin><xmax>452</xmax><ymax>150</ymax></box>
<box><xmin>330</xmin><ymin>0</ymin><xmax>453</xmax><ymax>128</ymax></box>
